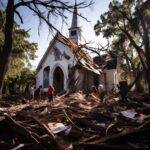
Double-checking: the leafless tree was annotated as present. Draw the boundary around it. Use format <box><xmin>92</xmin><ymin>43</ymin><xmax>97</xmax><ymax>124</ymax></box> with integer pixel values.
<box><xmin>79</xmin><ymin>38</ymin><xmax>110</xmax><ymax>58</ymax></box>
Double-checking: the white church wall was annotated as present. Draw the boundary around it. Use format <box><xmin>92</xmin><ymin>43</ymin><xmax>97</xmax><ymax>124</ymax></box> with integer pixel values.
<box><xmin>36</xmin><ymin>68</ymin><xmax>43</xmax><ymax>89</ymax></box>
<box><xmin>36</xmin><ymin>48</ymin><xmax>55</xmax><ymax>91</ymax></box>
<box><xmin>55</xmin><ymin>41</ymin><xmax>76</xmax><ymax>66</ymax></box>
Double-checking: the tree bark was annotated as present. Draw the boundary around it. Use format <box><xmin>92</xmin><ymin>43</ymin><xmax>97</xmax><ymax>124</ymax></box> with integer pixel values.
<box><xmin>146</xmin><ymin>69</ymin><xmax>150</xmax><ymax>93</ymax></box>
<box><xmin>135</xmin><ymin>76</ymin><xmax>143</xmax><ymax>92</ymax></box>
<box><xmin>0</xmin><ymin>0</ymin><xmax>14</xmax><ymax>99</ymax></box>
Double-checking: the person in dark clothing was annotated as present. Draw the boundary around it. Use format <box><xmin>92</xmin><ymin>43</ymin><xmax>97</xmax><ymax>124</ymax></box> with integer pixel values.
<box><xmin>118</xmin><ymin>81</ymin><xmax>128</xmax><ymax>101</ymax></box>
<box><xmin>34</xmin><ymin>86</ymin><xmax>40</xmax><ymax>99</ymax></box>
<box><xmin>47</xmin><ymin>85</ymin><xmax>55</xmax><ymax>106</ymax></box>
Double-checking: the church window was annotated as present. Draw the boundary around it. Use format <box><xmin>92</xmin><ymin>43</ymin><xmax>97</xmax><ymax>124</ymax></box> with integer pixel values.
<box><xmin>63</xmin><ymin>52</ymin><xmax>70</xmax><ymax>60</ymax></box>
<box><xmin>54</xmin><ymin>47</ymin><xmax>62</xmax><ymax>61</ymax></box>
<box><xmin>71</xmin><ymin>30</ymin><xmax>77</xmax><ymax>36</ymax></box>
<box><xmin>43</xmin><ymin>66</ymin><xmax>50</xmax><ymax>88</ymax></box>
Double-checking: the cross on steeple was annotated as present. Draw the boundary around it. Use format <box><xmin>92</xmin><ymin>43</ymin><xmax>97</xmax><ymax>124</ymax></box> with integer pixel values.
<box><xmin>69</xmin><ymin>0</ymin><xmax>81</xmax><ymax>44</ymax></box>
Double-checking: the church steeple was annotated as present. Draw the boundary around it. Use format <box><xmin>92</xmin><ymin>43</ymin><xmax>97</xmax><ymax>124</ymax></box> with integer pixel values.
<box><xmin>71</xmin><ymin>0</ymin><xmax>78</xmax><ymax>28</ymax></box>
<box><xmin>69</xmin><ymin>0</ymin><xmax>81</xmax><ymax>44</ymax></box>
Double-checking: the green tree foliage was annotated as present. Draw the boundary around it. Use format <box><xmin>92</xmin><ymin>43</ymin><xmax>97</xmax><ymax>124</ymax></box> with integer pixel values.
<box><xmin>4</xmin><ymin>67</ymin><xmax>35</xmax><ymax>94</ymax></box>
<box><xmin>0</xmin><ymin>10</ymin><xmax>37</xmax><ymax>94</ymax></box>
<box><xmin>94</xmin><ymin>0</ymin><xmax>150</xmax><ymax>92</ymax></box>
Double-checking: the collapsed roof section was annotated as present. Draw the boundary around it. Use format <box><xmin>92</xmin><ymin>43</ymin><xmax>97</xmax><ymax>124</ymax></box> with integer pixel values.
<box><xmin>93</xmin><ymin>52</ymin><xmax>117</xmax><ymax>70</ymax></box>
<box><xmin>58</xmin><ymin>33</ymin><xmax>101</xmax><ymax>75</ymax></box>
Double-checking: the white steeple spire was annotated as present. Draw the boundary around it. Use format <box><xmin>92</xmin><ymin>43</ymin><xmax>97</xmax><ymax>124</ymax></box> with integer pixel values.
<box><xmin>69</xmin><ymin>0</ymin><xmax>81</xmax><ymax>44</ymax></box>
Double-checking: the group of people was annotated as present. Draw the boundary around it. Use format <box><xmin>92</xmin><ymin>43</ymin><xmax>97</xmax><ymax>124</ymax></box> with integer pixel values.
<box><xmin>91</xmin><ymin>80</ymin><xmax>128</xmax><ymax>101</ymax></box>
<box><xmin>29</xmin><ymin>85</ymin><xmax>55</xmax><ymax>106</ymax></box>
<box><xmin>29</xmin><ymin>85</ymin><xmax>42</xmax><ymax>99</ymax></box>
<box><xmin>48</xmin><ymin>81</ymin><xmax>128</xmax><ymax>103</ymax></box>
<box><xmin>28</xmin><ymin>80</ymin><xmax>128</xmax><ymax>108</ymax></box>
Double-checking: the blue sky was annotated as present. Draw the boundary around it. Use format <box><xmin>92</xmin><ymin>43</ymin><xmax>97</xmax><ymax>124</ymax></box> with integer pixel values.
<box><xmin>14</xmin><ymin>0</ymin><xmax>115</xmax><ymax>68</ymax></box>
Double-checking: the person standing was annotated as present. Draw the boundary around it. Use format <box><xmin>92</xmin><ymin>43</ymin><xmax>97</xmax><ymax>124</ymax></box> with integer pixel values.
<box><xmin>98</xmin><ymin>84</ymin><xmax>106</xmax><ymax>101</ymax></box>
<box><xmin>39</xmin><ymin>85</ymin><xmax>43</xmax><ymax>99</ymax></box>
<box><xmin>118</xmin><ymin>81</ymin><xmax>128</xmax><ymax>101</ymax></box>
<box><xmin>29</xmin><ymin>86</ymin><xmax>35</xmax><ymax>100</ymax></box>
<box><xmin>47</xmin><ymin>85</ymin><xmax>55</xmax><ymax>106</ymax></box>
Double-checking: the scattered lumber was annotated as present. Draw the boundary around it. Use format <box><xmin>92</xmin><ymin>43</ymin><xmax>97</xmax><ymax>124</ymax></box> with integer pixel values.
<box><xmin>4</xmin><ymin>114</ymin><xmax>39</xmax><ymax>144</ymax></box>
<box><xmin>0</xmin><ymin>92</ymin><xmax>150</xmax><ymax>149</ymax></box>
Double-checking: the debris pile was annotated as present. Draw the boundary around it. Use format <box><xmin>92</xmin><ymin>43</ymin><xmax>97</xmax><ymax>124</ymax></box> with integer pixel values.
<box><xmin>0</xmin><ymin>92</ymin><xmax>150</xmax><ymax>149</ymax></box>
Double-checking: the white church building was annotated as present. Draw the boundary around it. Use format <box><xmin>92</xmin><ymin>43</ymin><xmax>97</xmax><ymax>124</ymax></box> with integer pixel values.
<box><xmin>36</xmin><ymin>2</ymin><xmax>119</xmax><ymax>93</ymax></box>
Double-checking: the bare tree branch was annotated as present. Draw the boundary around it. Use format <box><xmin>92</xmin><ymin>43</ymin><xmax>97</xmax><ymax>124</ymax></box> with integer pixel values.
<box><xmin>14</xmin><ymin>10</ymin><xmax>23</xmax><ymax>24</ymax></box>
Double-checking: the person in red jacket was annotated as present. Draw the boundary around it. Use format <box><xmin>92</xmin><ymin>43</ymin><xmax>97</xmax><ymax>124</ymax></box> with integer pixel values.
<box><xmin>47</xmin><ymin>85</ymin><xmax>55</xmax><ymax>106</ymax></box>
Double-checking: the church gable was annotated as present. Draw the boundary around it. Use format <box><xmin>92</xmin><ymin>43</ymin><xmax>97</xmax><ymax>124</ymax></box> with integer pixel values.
<box><xmin>53</xmin><ymin>38</ymin><xmax>76</xmax><ymax>63</ymax></box>
<box><xmin>36</xmin><ymin>35</ymin><xmax>76</xmax><ymax>90</ymax></box>
<box><xmin>36</xmin><ymin>34</ymin><xmax>76</xmax><ymax>72</ymax></box>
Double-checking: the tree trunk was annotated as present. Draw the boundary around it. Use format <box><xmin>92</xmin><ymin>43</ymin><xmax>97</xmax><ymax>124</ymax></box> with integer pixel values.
<box><xmin>133</xmin><ymin>70</ymin><xmax>144</xmax><ymax>93</ymax></box>
<box><xmin>127</xmin><ymin>71</ymin><xmax>141</xmax><ymax>93</ymax></box>
<box><xmin>146</xmin><ymin>57</ymin><xmax>150</xmax><ymax>93</ymax></box>
<box><xmin>135</xmin><ymin>77</ymin><xmax>144</xmax><ymax>92</ymax></box>
<box><xmin>0</xmin><ymin>0</ymin><xmax>14</xmax><ymax>99</ymax></box>
<box><xmin>146</xmin><ymin>69</ymin><xmax>150</xmax><ymax>93</ymax></box>
<box><xmin>148</xmin><ymin>79</ymin><xmax>150</xmax><ymax>94</ymax></box>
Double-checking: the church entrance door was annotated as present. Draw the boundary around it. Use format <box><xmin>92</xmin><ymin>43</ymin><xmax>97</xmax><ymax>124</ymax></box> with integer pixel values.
<box><xmin>53</xmin><ymin>67</ymin><xmax>64</xmax><ymax>93</ymax></box>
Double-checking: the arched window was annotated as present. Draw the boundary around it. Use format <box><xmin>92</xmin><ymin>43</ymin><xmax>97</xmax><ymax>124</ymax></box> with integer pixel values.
<box><xmin>43</xmin><ymin>66</ymin><xmax>50</xmax><ymax>88</ymax></box>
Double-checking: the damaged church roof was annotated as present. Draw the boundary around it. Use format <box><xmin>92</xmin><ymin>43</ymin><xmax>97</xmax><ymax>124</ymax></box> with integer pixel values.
<box><xmin>36</xmin><ymin>32</ymin><xmax>101</xmax><ymax>75</ymax></box>
<box><xmin>93</xmin><ymin>53</ymin><xmax>117</xmax><ymax>70</ymax></box>
<box><xmin>59</xmin><ymin>33</ymin><xmax>101</xmax><ymax>74</ymax></box>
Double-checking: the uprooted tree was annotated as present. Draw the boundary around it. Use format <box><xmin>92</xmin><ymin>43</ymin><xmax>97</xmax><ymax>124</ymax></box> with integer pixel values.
<box><xmin>0</xmin><ymin>0</ymin><xmax>93</xmax><ymax>98</ymax></box>
<box><xmin>94</xmin><ymin>0</ymin><xmax>150</xmax><ymax>93</ymax></box>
